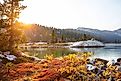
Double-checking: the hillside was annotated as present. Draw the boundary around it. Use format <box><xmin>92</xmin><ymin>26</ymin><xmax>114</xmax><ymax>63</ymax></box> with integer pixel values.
<box><xmin>21</xmin><ymin>24</ymin><xmax>121</xmax><ymax>43</ymax></box>
<box><xmin>22</xmin><ymin>24</ymin><xmax>89</xmax><ymax>43</ymax></box>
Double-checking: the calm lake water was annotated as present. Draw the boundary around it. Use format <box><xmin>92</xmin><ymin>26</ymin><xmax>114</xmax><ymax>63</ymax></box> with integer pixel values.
<box><xmin>23</xmin><ymin>44</ymin><xmax>121</xmax><ymax>61</ymax></box>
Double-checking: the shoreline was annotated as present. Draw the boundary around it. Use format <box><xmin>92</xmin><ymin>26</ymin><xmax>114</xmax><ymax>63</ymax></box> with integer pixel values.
<box><xmin>0</xmin><ymin>51</ymin><xmax>121</xmax><ymax>81</ymax></box>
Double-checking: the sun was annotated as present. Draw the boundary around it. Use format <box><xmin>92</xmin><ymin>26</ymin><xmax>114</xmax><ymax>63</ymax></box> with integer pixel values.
<box><xmin>19</xmin><ymin>15</ymin><xmax>32</xmax><ymax>24</ymax></box>
<box><xmin>19</xmin><ymin>0</ymin><xmax>35</xmax><ymax>24</ymax></box>
<box><xmin>19</xmin><ymin>9</ymin><xmax>34</xmax><ymax>24</ymax></box>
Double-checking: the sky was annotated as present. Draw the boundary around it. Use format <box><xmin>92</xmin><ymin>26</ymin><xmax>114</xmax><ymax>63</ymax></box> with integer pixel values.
<box><xmin>1</xmin><ymin>0</ymin><xmax>121</xmax><ymax>30</ymax></box>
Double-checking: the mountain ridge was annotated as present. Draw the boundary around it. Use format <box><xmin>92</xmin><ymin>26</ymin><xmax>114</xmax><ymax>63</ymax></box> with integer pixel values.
<box><xmin>21</xmin><ymin>24</ymin><xmax>121</xmax><ymax>43</ymax></box>
<box><xmin>77</xmin><ymin>27</ymin><xmax>121</xmax><ymax>43</ymax></box>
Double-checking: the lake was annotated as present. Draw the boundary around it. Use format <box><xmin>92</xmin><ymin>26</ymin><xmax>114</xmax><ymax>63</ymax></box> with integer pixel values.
<box><xmin>23</xmin><ymin>43</ymin><xmax>121</xmax><ymax>61</ymax></box>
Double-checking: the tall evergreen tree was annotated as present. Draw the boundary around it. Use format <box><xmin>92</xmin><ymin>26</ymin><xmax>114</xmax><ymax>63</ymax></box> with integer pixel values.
<box><xmin>0</xmin><ymin>0</ymin><xmax>26</xmax><ymax>52</ymax></box>
<box><xmin>51</xmin><ymin>29</ymin><xmax>57</xmax><ymax>43</ymax></box>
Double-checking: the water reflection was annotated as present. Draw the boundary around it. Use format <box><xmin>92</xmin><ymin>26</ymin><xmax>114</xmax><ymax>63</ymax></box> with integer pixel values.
<box><xmin>69</xmin><ymin>46</ymin><xmax>121</xmax><ymax>61</ymax></box>
<box><xmin>23</xmin><ymin>44</ymin><xmax>121</xmax><ymax>60</ymax></box>
<box><xmin>69</xmin><ymin>47</ymin><xmax>100</xmax><ymax>53</ymax></box>
<box><xmin>23</xmin><ymin>48</ymin><xmax>76</xmax><ymax>59</ymax></box>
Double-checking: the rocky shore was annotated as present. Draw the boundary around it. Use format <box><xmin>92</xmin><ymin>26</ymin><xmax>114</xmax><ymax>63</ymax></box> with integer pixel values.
<box><xmin>0</xmin><ymin>51</ymin><xmax>121</xmax><ymax>81</ymax></box>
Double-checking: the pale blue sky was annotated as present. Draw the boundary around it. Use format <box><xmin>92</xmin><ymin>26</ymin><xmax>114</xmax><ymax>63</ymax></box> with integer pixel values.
<box><xmin>1</xmin><ymin>0</ymin><xmax>121</xmax><ymax>30</ymax></box>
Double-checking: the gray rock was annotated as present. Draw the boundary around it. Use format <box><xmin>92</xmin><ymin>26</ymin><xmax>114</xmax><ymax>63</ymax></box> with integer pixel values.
<box><xmin>6</xmin><ymin>55</ymin><xmax>16</xmax><ymax>61</ymax></box>
<box><xmin>0</xmin><ymin>54</ymin><xmax>5</xmax><ymax>58</ymax></box>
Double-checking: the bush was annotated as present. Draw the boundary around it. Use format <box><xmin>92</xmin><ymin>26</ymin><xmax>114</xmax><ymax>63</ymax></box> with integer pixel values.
<box><xmin>0</xmin><ymin>52</ymin><xmax>121</xmax><ymax>81</ymax></box>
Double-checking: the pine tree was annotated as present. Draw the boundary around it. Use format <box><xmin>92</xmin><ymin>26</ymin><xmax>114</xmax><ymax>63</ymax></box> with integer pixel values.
<box><xmin>0</xmin><ymin>0</ymin><xmax>26</xmax><ymax>52</ymax></box>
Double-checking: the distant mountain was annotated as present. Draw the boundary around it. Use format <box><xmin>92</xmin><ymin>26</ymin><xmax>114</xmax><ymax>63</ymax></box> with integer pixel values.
<box><xmin>21</xmin><ymin>23</ymin><xmax>121</xmax><ymax>43</ymax></box>
<box><xmin>77</xmin><ymin>27</ymin><xmax>121</xmax><ymax>43</ymax></box>
<box><xmin>114</xmin><ymin>28</ymin><xmax>121</xmax><ymax>33</ymax></box>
